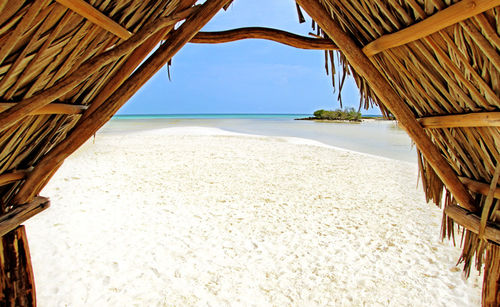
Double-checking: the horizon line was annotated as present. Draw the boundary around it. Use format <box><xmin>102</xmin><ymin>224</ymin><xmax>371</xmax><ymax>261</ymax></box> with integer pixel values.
<box><xmin>114</xmin><ymin>113</ymin><xmax>383</xmax><ymax>116</ymax></box>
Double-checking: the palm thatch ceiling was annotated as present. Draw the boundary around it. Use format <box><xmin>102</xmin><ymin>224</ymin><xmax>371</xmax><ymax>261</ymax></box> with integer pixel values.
<box><xmin>0</xmin><ymin>0</ymin><xmax>499</xmax><ymax>305</ymax></box>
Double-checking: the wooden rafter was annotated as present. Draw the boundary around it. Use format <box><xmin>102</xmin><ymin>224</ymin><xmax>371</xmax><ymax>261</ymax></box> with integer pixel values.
<box><xmin>190</xmin><ymin>27</ymin><xmax>338</xmax><ymax>50</ymax></box>
<box><xmin>362</xmin><ymin>0</ymin><xmax>500</xmax><ymax>57</ymax></box>
<box><xmin>0</xmin><ymin>171</ymin><xmax>26</xmax><ymax>186</ymax></box>
<box><xmin>0</xmin><ymin>103</ymin><xmax>87</xmax><ymax>115</ymax></box>
<box><xmin>55</xmin><ymin>0</ymin><xmax>132</xmax><ymax>40</ymax></box>
<box><xmin>0</xmin><ymin>196</ymin><xmax>49</xmax><ymax>237</ymax></box>
<box><xmin>13</xmin><ymin>0</ymin><xmax>233</xmax><ymax>205</ymax></box>
<box><xmin>419</xmin><ymin>112</ymin><xmax>500</xmax><ymax>128</ymax></box>
<box><xmin>295</xmin><ymin>0</ymin><xmax>477</xmax><ymax>213</ymax></box>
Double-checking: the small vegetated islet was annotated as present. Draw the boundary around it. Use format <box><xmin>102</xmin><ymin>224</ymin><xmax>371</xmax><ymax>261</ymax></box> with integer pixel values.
<box><xmin>312</xmin><ymin>108</ymin><xmax>362</xmax><ymax>121</ymax></box>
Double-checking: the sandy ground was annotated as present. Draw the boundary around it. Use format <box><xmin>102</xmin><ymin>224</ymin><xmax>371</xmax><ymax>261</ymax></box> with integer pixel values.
<box><xmin>26</xmin><ymin>127</ymin><xmax>482</xmax><ymax>306</ymax></box>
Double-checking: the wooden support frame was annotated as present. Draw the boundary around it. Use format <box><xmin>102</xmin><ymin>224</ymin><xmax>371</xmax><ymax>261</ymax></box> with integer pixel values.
<box><xmin>296</xmin><ymin>0</ymin><xmax>477</xmax><ymax>213</ymax></box>
<box><xmin>362</xmin><ymin>0</ymin><xmax>500</xmax><ymax>57</ymax></box>
<box><xmin>460</xmin><ymin>177</ymin><xmax>500</xmax><ymax>198</ymax></box>
<box><xmin>0</xmin><ymin>226</ymin><xmax>36</xmax><ymax>306</ymax></box>
<box><xmin>0</xmin><ymin>196</ymin><xmax>50</xmax><ymax>237</ymax></box>
<box><xmin>444</xmin><ymin>204</ymin><xmax>500</xmax><ymax>244</ymax></box>
<box><xmin>13</xmin><ymin>0</ymin><xmax>233</xmax><ymax>205</ymax></box>
<box><xmin>0</xmin><ymin>7</ymin><xmax>197</xmax><ymax>133</ymax></box>
<box><xmin>419</xmin><ymin>112</ymin><xmax>500</xmax><ymax>128</ymax></box>
<box><xmin>55</xmin><ymin>0</ymin><xmax>132</xmax><ymax>40</ymax></box>
<box><xmin>0</xmin><ymin>103</ymin><xmax>87</xmax><ymax>115</ymax></box>
<box><xmin>190</xmin><ymin>27</ymin><xmax>338</xmax><ymax>50</ymax></box>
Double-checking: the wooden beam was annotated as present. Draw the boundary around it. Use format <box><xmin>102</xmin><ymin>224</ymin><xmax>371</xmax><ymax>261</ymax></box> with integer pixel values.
<box><xmin>0</xmin><ymin>8</ymin><xmax>195</xmax><ymax>133</ymax></box>
<box><xmin>190</xmin><ymin>27</ymin><xmax>338</xmax><ymax>50</ymax></box>
<box><xmin>55</xmin><ymin>0</ymin><xmax>132</xmax><ymax>40</ymax></box>
<box><xmin>13</xmin><ymin>0</ymin><xmax>233</xmax><ymax>205</ymax></box>
<box><xmin>419</xmin><ymin>112</ymin><xmax>500</xmax><ymax>128</ymax></box>
<box><xmin>444</xmin><ymin>204</ymin><xmax>500</xmax><ymax>244</ymax></box>
<box><xmin>0</xmin><ymin>103</ymin><xmax>87</xmax><ymax>115</ymax></box>
<box><xmin>0</xmin><ymin>171</ymin><xmax>26</xmax><ymax>187</ymax></box>
<box><xmin>362</xmin><ymin>0</ymin><xmax>500</xmax><ymax>57</ymax></box>
<box><xmin>460</xmin><ymin>176</ymin><xmax>500</xmax><ymax>199</ymax></box>
<box><xmin>0</xmin><ymin>197</ymin><xmax>49</xmax><ymax>237</ymax></box>
<box><xmin>296</xmin><ymin>0</ymin><xmax>478</xmax><ymax>213</ymax></box>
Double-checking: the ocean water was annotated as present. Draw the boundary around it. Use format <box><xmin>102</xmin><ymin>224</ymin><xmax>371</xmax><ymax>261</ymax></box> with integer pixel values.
<box><xmin>100</xmin><ymin>114</ymin><xmax>416</xmax><ymax>163</ymax></box>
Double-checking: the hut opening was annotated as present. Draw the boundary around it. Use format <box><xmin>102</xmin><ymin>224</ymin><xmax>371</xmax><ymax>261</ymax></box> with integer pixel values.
<box><xmin>0</xmin><ymin>0</ymin><xmax>499</xmax><ymax>305</ymax></box>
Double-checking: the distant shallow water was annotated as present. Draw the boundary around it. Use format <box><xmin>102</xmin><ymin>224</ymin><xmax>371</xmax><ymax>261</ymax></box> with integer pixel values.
<box><xmin>114</xmin><ymin>114</ymin><xmax>310</xmax><ymax>119</ymax></box>
<box><xmin>101</xmin><ymin>115</ymin><xmax>416</xmax><ymax>163</ymax></box>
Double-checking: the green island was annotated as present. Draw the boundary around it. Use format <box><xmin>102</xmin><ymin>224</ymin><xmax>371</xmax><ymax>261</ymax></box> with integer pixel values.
<box><xmin>296</xmin><ymin>108</ymin><xmax>362</xmax><ymax>122</ymax></box>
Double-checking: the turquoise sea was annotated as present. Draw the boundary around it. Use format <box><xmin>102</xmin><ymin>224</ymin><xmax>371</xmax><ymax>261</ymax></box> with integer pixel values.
<box><xmin>113</xmin><ymin>114</ymin><xmax>308</xmax><ymax>119</ymax></box>
<box><xmin>101</xmin><ymin>114</ymin><xmax>416</xmax><ymax>163</ymax></box>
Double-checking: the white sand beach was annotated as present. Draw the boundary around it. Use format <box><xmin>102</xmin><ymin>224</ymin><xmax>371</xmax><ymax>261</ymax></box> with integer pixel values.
<box><xmin>26</xmin><ymin>127</ymin><xmax>481</xmax><ymax>306</ymax></box>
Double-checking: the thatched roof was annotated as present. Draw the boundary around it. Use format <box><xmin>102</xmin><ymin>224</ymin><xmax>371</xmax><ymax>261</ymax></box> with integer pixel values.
<box><xmin>0</xmin><ymin>0</ymin><xmax>499</xmax><ymax>305</ymax></box>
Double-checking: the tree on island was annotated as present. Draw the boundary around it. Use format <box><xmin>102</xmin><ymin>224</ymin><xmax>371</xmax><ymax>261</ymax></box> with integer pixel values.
<box><xmin>312</xmin><ymin>108</ymin><xmax>362</xmax><ymax>121</ymax></box>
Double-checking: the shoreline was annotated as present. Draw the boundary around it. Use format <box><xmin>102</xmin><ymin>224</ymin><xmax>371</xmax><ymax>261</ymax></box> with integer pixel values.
<box><xmin>99</xmin><ymin>118</ymin><xmax>416</xmax><ymax>163</ymax></box>
<box><xmin>138</xmin><ymin>126</ymin><xmax>417</xmax><ymax>165</ymax></box>
<box><xmin>294</xmin><ymin>117</ymin><xmax>391</xmax><ymax>122</ymax></box>
<box><xmin>294</xmin><ymin>117</ymin><xmax>363</xmax><ymax>123</ymax></box>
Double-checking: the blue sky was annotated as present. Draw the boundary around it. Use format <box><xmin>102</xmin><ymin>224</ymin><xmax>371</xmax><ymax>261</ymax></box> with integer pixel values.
<box><xmin>117</xmin><ymin>0</ymin><xmax>382</xmax><ymax>115</ymax></box>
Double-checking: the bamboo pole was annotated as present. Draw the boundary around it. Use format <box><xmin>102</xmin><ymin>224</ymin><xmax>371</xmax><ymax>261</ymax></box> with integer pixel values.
<box><xmin>13</xmin><ymin>0</ymin><xmax>233</xmax><ymax>205</ymax></box>
<box><xmin>55</xmin><ymin>0</ymin><xmax>132</xmax><ymax>40</ymax></box>
<box><xmin>190</xmin><ymin>27</ymin><xmax>338</xmax><ymax>50</ymax></box>
<box><xmin>362</xmin><ymin>0</ymin><xmax>500</xmax><ymax>57</ymax></box>
<box><xmin>0</xmin><ymin>8</ymin><xmax>196</xmax><ymax>133</ymax></box>
<box><xmin>296</xmin><ymin>0</ymin><xmax>477</xmax><ymax>212</ymax></box>
<box><xmin>419</xmin><ymin>112</ymin><xmax>500</xmax><ymax>128</ymax></box>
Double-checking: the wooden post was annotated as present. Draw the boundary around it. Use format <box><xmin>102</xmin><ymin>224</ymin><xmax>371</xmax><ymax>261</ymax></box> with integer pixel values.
<box><xmin>0</xmin><ymin>226</ymin><xmax>36</xmax><ymax>307</ymax></box>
